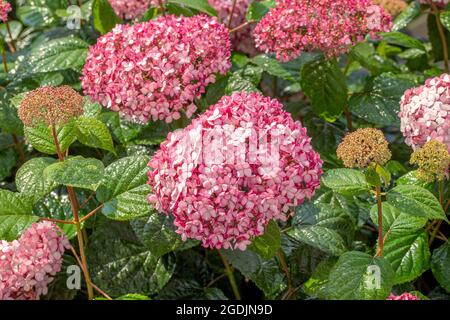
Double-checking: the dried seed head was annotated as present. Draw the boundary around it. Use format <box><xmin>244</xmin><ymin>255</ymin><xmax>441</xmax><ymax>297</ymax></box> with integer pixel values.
<box><xmin>410</xmin><ymin>140</ymin><xmax>450</xmax><ymax>183</ymax></box>
<box><xmin>18</xmin><ymin>86</ymin><xmax>84</xmax><ymax>127</ymax></box>
<box><xmin>372</xmin><ymin>0</ymin><xmax>407</xmax><ymax>16</ymax></box>
<box><xmin>337</xmin><ymin>128</ymin><xmax>392</xmax><ymax>168</ymax></box>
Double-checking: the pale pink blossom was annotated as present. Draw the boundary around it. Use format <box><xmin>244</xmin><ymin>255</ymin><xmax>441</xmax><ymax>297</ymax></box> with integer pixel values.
<box><xmin>387</xmin><ymin>292</ymin><xmax>420</xmax><ymax>300</ymax></box>
<box><xmin>108</xmin><ymin>0</ymin><xmax>159</xmax><ymax>20</ymax></box>
<box><xmin>148</xmin><ymin>92</ymin><xmax>323</xmax><ymax>250</ymax></box>
<box><xmin>253</xmin><ymin>0</ymin><xmax>392</xmax><ymax>62</ymax></box>
<box><xmin>0</xmin><ymin>0</ymin><xmax>11</xmax><ymax>22</ymax></box>
<box><xmin>0</xmin><ymin>222</ymin><xmax>70</xmax><ymax>300</ymax></box>
<box><xmin>399</xmin><ymin>74</ymin><xmax>450</xmax><ymax>152</ymax></box>
<box><xmin>82</xmin><ymin>15</ymin><xmax>231</xmax><ymax>124</ymax></box>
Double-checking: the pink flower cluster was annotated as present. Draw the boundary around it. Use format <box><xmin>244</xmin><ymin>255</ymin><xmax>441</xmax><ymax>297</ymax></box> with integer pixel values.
<box><xmin>0</xmin><ymin>0</ymin><xmax>11</xmax><ymax>22</ymax></box>
<box><xmin>0</xmin><ymin>222</ymin><xmax>70</xmax><ymax>300</ymax></box>
<box><xmin>253</xmin><ymin>0</ymin><xmax>392</xmax><ymax>62</ymax></box>
<box><xmin>387</xmin><ymin>292</ymin><xmax>420</xmax><ymax>300</ymax></box>
<box><xmin>209</xmin><ymin>0</ymin><xmax>257</xmax><ymax>56</ymax></box>
<box><xmin>108</xmin><ymin>0</ymin><xmax>158</xmax><ymax>20</ymax></box>
<box><xmin>419</xmin><ymin>0</ymin><xmax>450</xmax><ymax>7</ymax></box>
<box><xmin>82</xmin><ymin>15</ymin><xmax>231</xmax><ymax>124</ymax></box>
<box><xmin>399</xmin><ymin>74</ymin><xmax>450</xmax><ymax>152</ymax></box>
<box><xmin>148</xmin><ymin>92</ymin><xmax>323</xmax><ymax>250</ymax></box>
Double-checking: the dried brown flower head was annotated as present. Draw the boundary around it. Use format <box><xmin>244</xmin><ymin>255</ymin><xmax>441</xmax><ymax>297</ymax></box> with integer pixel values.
<box><xmin>372</xmin><ymin>0</ymin><xmax>408</xmax><ymax>16</ymax></box>
<box><xmin>337</xmin><ymin>128</ymin><xmax>392</xmax><ymax>168</ymax></box>
<box><xmin>410</xmin><ymin>140</ymin><xmax>450</xmax><ymax>182</ymax></box>
<box><xmin>18</xmin><ymin>86</ymin><xmax>84</xmax><ymax>127</ymax></box>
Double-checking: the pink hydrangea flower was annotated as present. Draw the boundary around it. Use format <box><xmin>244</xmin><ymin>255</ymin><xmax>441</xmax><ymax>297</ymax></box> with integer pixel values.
<box><xmin>0</xmin><ymin>0</ymin><xmax>11</xmax><ymax>22</ymax></box>
<box><xmin>0</xmin><ymin>221</ymin><xmax>70</xmax><ymax>300</ymax></box>
<box><xmin>387</xmin><ymin>292</ymin><xmax>420</xmax><ymax>300</ymax></box>
<box><xmin>147</xmin><ymin>92</ymin><xmax>323</xmax><ymax>250</ymax></box>
<box><xmin>419</xmin><ymin>0</ymin><xmax>450</xmax><ymax>7</ymax></box>
<box><xmin>82</xmin><ymin>15</ymin><xmax>231</xmax><ymax>124</ymax></box>
<box><xmin>399</xmin><ymin>74</ymin><xmax>450</xmax><ymax>152</ymax></box>
<box><xmin>253</xmin><ymin>0</ymin><xmax>392</xmax><ymax>62</ymax></box>
<box><xmin>108</xmin><ymin>0</ymin><xmax>159</xmax><ymax>20</ymax></box>
<box><xmin>209</xmin><ymin>0</ymin><xmax>257</xmax><ymax>56</ymax></box>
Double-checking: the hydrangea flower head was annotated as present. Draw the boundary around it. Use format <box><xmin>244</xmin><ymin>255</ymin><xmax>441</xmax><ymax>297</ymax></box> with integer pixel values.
<box><xmin>109</xmin><ymin>0</ymin><xmax>159</xmax><ymax>20</ymax></box>
<box><xmin>372</xmin><ymin>0</ymin><xmax>408</xmax><ymax>16</ymax></box>
<box><xmin>148</xmin><ymin>91</ymin><xmax>323</xmax><ymax>250</ymax></box>
<box><xmin>82</xmin><ymin>15</ymin><xmax>231</xmax><ymax>124</ymax></box>
<box><xmin>0</xmin><ymin>221</ymin><xmax>70</xmax><ymax>300</ymax></box>
<box><xmin>410</xmin><ymin>140</ymin><xmax>450</xmax><ymax>182</ymax></box>
<box><xmin>337</xmin><ymin>128</ymin><xmax>392</xmax><ymax>168</ymax></box>
<box><xmin>18</xmin><ymin>86</ymin><xmax>84</xmax><ymax>127</ymax></box>
<box><xmin>387</xmin><ymin>292</ymin><xmax>420</xmax><ymax>300</ymax></box>
<box><xmin>0</xmin><ymin>0</ymin><xmax>11</xmax><ymax>22</ymax></box>
<box><xmin>419</xmin><ymin>0</ymin><xmax>450</xmax><ymax>7</ymax></box>
<box><xmin>399</xmin><ymin>74</ymin><xmax>450</xmax><ymax>152</ymax></box>
<box><xmin>253</xmin><ymin>0</ymin><xmax>392</xmax><ymax>62</ymax></box>
<box><xmin>209</xmin><ymin>0</ymin><xmax>257</xmax><ymax>55</ymax></box>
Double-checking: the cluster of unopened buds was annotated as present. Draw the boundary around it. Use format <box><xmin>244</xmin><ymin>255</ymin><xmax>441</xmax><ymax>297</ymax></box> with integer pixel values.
<box><xmin>82</xmin><ymin>14</ymin><xmax>231</xmax><ymax>124</ymax></box>
<box><xmin>253</xmin><ymin>0</ymin><xmax>392</xmax><ymax>62</ymax></box>
<box><xmin>148</xmin><ymin>91</ymin><xmax>323</xmax><ymax>250</ymax></box>
<box><xmin>0</xmin><ymin>222</ymin><xmax>70</xmax><ymax>300</ymax></box>
<box><xmin>399</xmin><ymin>73</ymin><xmax>450</xmax><ymax>153</ymax></box>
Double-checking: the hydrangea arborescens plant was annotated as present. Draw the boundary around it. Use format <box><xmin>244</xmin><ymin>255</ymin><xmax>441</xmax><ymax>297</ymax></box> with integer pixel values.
<box><xmin>82</xmin><ymin>14</ymin><xmax>231</xmax><ymax>123</ymax></box>
<box><xmin>2</xmin><ymin>0</ymin><xmax>450</xmax><ymax>303</ymax></box>
<box><xmin>147</xmin><ymin>91</ymin><xmax>323</xmax><ymax>250</ymax></box>
<box><xmin>253</xmin><ymin>0</ymin><xmax>392</xmax><ymax>62</ymax></box>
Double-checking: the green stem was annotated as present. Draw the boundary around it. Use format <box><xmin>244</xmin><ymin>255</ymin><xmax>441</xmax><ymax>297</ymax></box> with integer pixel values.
<box><xmin>218</xmin><ymin>251</ymin><xmax>241</xmax><ymax>300</ymax></box>
<box><xmin>277</xmin><ymin>249</ymin><xmax>294</xmax><ymax>300</ymax></box>
<box><xmin>5</xmin><ymin>21</ymin><xmax>16</xmax><ymax>52</ymax></box>
<box><xmin>375</xmin><ymin>186</ymin><xmax>384</xmax><ymax>257</ymax></box>
<box><xmin>2</xmin><ymin>51</ymin><xmax>8</xmax><ymax>73</ymax></box>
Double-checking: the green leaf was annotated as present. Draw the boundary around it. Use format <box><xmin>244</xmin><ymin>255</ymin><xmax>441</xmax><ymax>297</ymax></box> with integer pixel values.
<box><xmin>131</xmin><ymin>214</ymin><xmax>186</xmax><ymax>258</ymax></box>
<box><xmin>287</xmin><ymin>225</ymin><xmax>347</xmax><ymax>256</ymax></box>
<box><xmin>17</xmin><ymin>6</ymin><xmax>56</xmax><ymax>27</ymax></box>
<box><xmin>0</xmin><ymin>189</ymin><xmax>33</xmax><ymax>215</ymax></box>
<box><xmin>251</xmin><ymin>54</ymin><xmax>296</xmax><ymax>81</ymax></box>
<box><xmin>0</xmin><ymin>98</ymin><xmax>23</xmax><ymax>135</ymax></box>
<box><xmin>223</xmin><ymin>250</ymin><xmax>286</xmax><ymax>299</ymax></box>
<box><xmin>300</xmin><ymin>58</ymin><xmax>348</xmax><ymax>122</ymax></box>
<box><xmin>0</xmin><ymin>149</ymin><xmax>16</xmax><ymax>181</ymax></box>
<box><xmin>304</xmin><ymin>258</ymin><xmax>337</xmax><ymax>299</ymax></box>
<box><xmin>387</xmin><ymin>185</ymin><xmax>447</xmax><ymax>221</ymax></box>
<box><xmin>87</xmin><ymin>222</ymin><xmax>175</xmax><ymax>297</ymax></box>
<box><xmin>44</xmin><ymin>156</ymin><xmax>105</xmax><ymax>191</ymax></box>
<box><xmin>15</xmin><ymin>157</ymin><xmax>59</xmax><ymax>203</ymax></box>
<box><xmin>76</xmin><ymin>117</ymin><xmax>115</xmax><ymax>154</ymax></box>
<box><xmin>167</xmin><ymin>0</ymin><xmax>217</xmax><ymax>16</ymax></box>
<box><xmin>428</xmin><ymin>13</ymin><xmax>450</xmax><ymax>62</ymax></box>
<box><xmin>350</xmin><ymin>42</ymin><xmax>399</xmax><ymax>75</ymax></box>
<box><xmin>396</xmin><ymin>171</ymin><xmax>432</xmax><ymax>189</ymax></box>
<box><xmin>245</xmin><ymin>0</ymin><xmax>275</xmax><ymax>22</ymax></box>
<box><xmin>225</xmin><ymin>65</ymin><xmax>262</xmax><ymax>94</ymax></box>
<box><xmin>380</xmin><ymin>32</ymin><xmax>426</xmax><ymax>52</ymax></box>
<box><xmin>441</xmin><ymin>11</ymin><xmax>450</xmax><ymax>32</ymax></box>
<box><xmin>249</xmin><ymin>220</ymin><xmax>281</xmax><ymax>260</ymax></box>
<box><xmin>98</xmin><ymin>112</ymin><xmax>144</xmax><ymax>144</ymax></box>
<box><xmin>96</xmin><ymin>155</ymin><xmax>150</xmax><ymax>202</ymax></box>
<box><xmin>321</xmin><ymin>169</ymin><xmax>369</xmax><ymax>196</ymax></box>
<box><xmin>349</xmin><ymin>74</ymin><xmax>416</xmax><ymax>126</ymax></box>
<box><xmin>383</xmin><ymin>230</ymin><xmax>430</xmax><ymax>284</ymax></box>
<box><xmin>326</xmin><ymin>251</ymin><xmax>395</xmax><ymax>300</ymax></box>
<box><xmin>24</xmin><ymin>120</ymin><xmax>77</xmax><ymax>155</ymax></box>
<box><xmin>17</xmin><ymin>37</ymin><xmax>89</xmax><ymax>75</ymax></box>
<box><xmin>0</xmin><ymin>214</ymin><xmax>39</xmax><ymax>241</ymax></box>
<box><xmin>392</xmin><ymin>1</ymin><xmax>421</xmax><ymax>31</ymax></box>
<box><xmin>102</xmin><ymin>184</ymin><xmax>154</xmax><ymax>220</ymax></box>
<box><xmin>431</xmin><ymin>241</ymin><xmax>450</xmax><ymax>293</ymax></box>
<box><xmin>92</xmin><ymin>0</ymin><xmax>122</xmax><ymax>35</ymax></box>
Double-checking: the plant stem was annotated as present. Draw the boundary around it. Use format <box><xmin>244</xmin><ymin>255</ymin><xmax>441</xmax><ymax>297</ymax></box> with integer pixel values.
<box><xmin>2</xmin><ymin>51</ymin><xmax>8</xmax><ymax>73</ymax></box>
<box><xmin>277</xmin><ymin>249</ymin><xmax>294</xmax><ymax>300</ymax></box>
<box><xmin>343</xmin><ymin>108</ymin><xmax>353</xmax><ymax>132</ymax></box>
<box><xmin>51</xmin><ymin>124</ymin><xmax>94</xmax><ymax>300</ymax></box>
<box><xmin>439</xmin><ymin>180</ymin><xmax>445</xmax><ymax>207</ymax></box>
<box><xmin>218</xmin><ymin>251</ymin><xmax>241</xmax><ymax>300</ymax></box>
<box><xmin>230</xmin><ymin>21</ymin><xmax>252</xmax><ymax>33</ymax></box>
<box><xmin>429</xmin><ymin>181</ymin><xmax>447</xmax><ymax>245</ymax></box>
<box><xmin>228</xmin><ymin>0</ymin><xmax>238</xmax><ymax>28</ymax></box>
<box><xmin>12</xmin><ymin>134</ymin><xmax>25</xmax><ymax>166</ymax></box>
<box><xmin>375</xmin><ymin>186</ymin><xmax>384</xmax><ymax>257</ymax></box>
<box><xmin>79</xmin><ymin>204</ymin><xmax>104</xmax><ymax>223</ymax></box>
<box><xmin>39</xmin><ymin>217</ymin><xmax>76</xmax><ymax>224</ymax></box>
<box><xmin>431</xmin><ymin>3</ymin><xmax>450</xmax><ymax>72</ymax></box>
<box><xmin>429</xmin><ymin>220</ymin><xmax>443</xmax><ymax>245</ymax></box>
<box><xmin>158</xmin><ymin>0</ymin><xmax>165</xmax><ymax>15</ymax></box>
<box><xmin>5</xmin><ymin>21</ymin><xmax>16</xmax><ymax>52</ymax></box>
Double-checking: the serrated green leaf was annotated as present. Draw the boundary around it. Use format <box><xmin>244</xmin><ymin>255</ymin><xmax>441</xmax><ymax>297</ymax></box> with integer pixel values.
<box><xmin>321</xmin><ymin>169</ymin><xmax>369</xmax><ymax>196</ymax></box>
<box><xmin>15</xmin><ymin>157</ymin><xmax>58</xmax><ymax>203</ymax></box>
<box><xmin>251</xmin><ymin>54</ymin><xmax>296</xmax><ymax>81</ymax></box>
<box><xmin>326</xmin><ymin>251</ymin><xmax>395</xmax><ymax>300</ymax></box>
<box><xmin>0</xmin><ymin>189</ymin><xmax>34</xmax><ymax>215</ymax></box>
<box><xmin>300</xmin><ymin>58</ymin><xmax>347</xmax><ymax>122</ymax></box>
<box><xmin>287</xmin><ymin>225</ymin><xmax>347</xmax><ymax>256</ymax></box>
<box><xmin>76</xmin><ymin>117</ymin><xmax>115</xmax><ymax>154</ymax></box>
<box><xmin>167</xmin><ymin>0</ymin><xmax>216</xmax><ymax>16</ymax></box>
<box><xmin>92</xmin><ymin>0</ymin><xmax>122</xmax><ymax>35</ymax></box>
<box><xmin>304</xmin><ymin>258</ymin><xmax>337</xmax><ymax>299</ymax></box>
<box><xmin>387</xmin><ymin>185</ymin><xmax>446</xmax><ymax>221</ymax></box>
<box><xmin>250</xmin><ymin>220</ymin><xmax>281</xmax><ymax>260</ymax></box>
<box><xmin>225</xmin><ymin>65</ymin><xmax>262</xmax><ymax>94</ymax></box>
<box><xmin>392</xmin><ymin>1</ymin><xmax>420</xmax><ymax>31</ymax></box>
<box><xmin>431</xmin><ymin>241</ymin><xmax>450</xmax><ymax>293</ymax></box>
<box><xmin>24</xmin><ymin>120</ymin><xmax>77</xmax><ymax>155</ymax></box>
<box><xmin>245</xmin><ymin>0</ymin><xmax>275</xmax><ymax>22</ymax></box>
<box><xmin>44</xmin><ymin>156</ymin><xmax>105</xmax><ymax>191</ymax></box>
<box><xmin>0</xmin><ymin>214</ymin><xmax>39</xmax><ymax>241</ymax></box>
